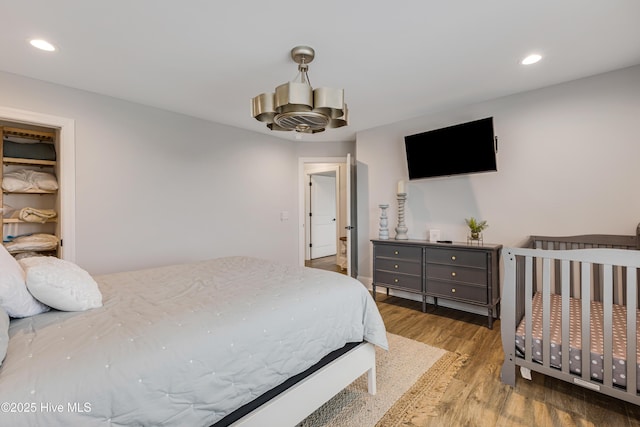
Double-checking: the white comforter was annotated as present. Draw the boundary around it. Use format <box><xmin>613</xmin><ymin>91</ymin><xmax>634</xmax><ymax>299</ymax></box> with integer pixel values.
<box><xmin>0</xmin><ymin>256</ymin><xmax>387</xmax><ymax>426</ymax></box>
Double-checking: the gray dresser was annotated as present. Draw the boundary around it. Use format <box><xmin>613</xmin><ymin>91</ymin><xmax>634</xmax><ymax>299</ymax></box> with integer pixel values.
<box><xmin>371</xmin><ymin>239</ymin><xmax>502</xmax><ymax>328</ymax></box>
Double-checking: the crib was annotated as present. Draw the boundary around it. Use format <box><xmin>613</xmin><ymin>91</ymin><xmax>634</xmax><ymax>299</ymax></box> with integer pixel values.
<box><xmin>500</xmin><ymin>229</ymin><xmax>640</xmax><ymax>405</ymax></box>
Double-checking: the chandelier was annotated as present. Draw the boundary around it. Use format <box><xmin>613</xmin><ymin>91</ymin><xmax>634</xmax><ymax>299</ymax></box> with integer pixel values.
<box><xmin>251</xmin><ymin>46</ymin><xmax>348</xmax><ymax>134</ymax></box>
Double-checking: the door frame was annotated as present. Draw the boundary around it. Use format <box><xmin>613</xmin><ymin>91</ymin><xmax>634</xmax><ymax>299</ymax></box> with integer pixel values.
<box><xmin>298</xmin><ymin>157</ymin><xmax>346</xmax><ymax>267</ymax></box>
<box><xmin>0</xmin><ymin>105</ymin><xmax>76</xmax><ymax>261</ymax></box>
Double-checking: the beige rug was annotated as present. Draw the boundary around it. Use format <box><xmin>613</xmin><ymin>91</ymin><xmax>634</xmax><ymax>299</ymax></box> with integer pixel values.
<box><xmin>298</xmin><ymin>333</ymin><xmax>467</xmax><ymax>427</ymax></box>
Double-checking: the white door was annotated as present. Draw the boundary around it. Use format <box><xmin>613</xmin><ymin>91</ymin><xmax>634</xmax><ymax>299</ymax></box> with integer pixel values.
<box><xmin>345</xmin><ymin>153</ymin><xmax>357</xmax><ymax>277</ymax></box>
<box><xmin>310</xmin><ymin>174</ymin><xmax>337</xmax><ymax>259</ymax></box>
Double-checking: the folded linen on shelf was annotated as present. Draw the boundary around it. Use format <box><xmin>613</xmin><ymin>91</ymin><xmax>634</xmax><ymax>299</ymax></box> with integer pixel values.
<box><xmin>1</xmin><ymin>169</ymin><xmax>58</xmax><ymax>193</ymax></box>
<box><xmin>3</xmin><ymin>140</ymin><xmax>56</xmax><ymax>161</ymax></box>
<box><xmin>4</xmin><ymin>234</ymin><xmax>59</xmax><ymax>253</ymax></box>
<box><xmin>16</xmin><ymin>207</ymin><xmax>57</xmax><ymax>224</ymax></box>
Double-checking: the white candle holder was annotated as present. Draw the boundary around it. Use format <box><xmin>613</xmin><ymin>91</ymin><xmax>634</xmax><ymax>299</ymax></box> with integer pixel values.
<box><xmin>378</xmin><ymin>204</ymin><xmax>389</xmax><ymax>240</ymax></box>
<box><xmin>395</xmin><ymin>193</ymin><xmax>408</xmax><ymax>240</ymax></box>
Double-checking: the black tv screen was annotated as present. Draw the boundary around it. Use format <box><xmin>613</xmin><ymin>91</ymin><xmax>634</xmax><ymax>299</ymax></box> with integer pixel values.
<box><xmin>404</xmin><ymin>117</ymin><xmax>497</xmax><ymax>180</ymax></box>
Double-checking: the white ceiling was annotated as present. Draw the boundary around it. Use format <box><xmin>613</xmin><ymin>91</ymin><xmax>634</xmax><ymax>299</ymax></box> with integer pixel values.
<box><xmin>2</xmin><ymin>1</ymin><xmax>640</xmax><ymax>143</ymax></box>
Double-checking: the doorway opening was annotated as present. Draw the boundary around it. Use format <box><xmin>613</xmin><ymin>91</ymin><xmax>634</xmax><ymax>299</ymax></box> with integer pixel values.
<box><xmin>0</xmin><ymin>106</ymin><xmax>76</xmax><ymax>261</ymax></box>
<box><xmin>305</xmin><ymin>166</ymin><xmax>341</xmax><ymax>274</ymax></box>
<box><xmin>307</xmin><ymin>168</ymin><xmax>338</xmax><ymax>260</ymax></box>
<box><xmin>298</xmin><ymin>156</ymin><xmax>356</xmax><ymax>277</ymax></box>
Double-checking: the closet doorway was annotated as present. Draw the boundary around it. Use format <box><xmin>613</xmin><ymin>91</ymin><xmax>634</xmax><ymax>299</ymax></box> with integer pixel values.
<box><xmin>0</xmin><ymin>106</ymin><xmax>76</xmax><ymax>261</ymax></box>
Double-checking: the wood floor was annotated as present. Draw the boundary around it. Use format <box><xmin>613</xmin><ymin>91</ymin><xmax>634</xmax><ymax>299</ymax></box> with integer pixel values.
<box><xmin>375</xmin><ymin>294</ymin><xmax>640</xmax><ymax>427</ymax></box>
<box><xmin>305</xmin><ymin>255</ymin><xmax>346</xmax><ymax>274</ymax></box>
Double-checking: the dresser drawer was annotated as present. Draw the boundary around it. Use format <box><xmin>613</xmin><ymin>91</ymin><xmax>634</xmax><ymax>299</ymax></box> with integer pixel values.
<box><xmin>375</xmin><ymin>244</ymin><xmax>422</xmax><ymax>261</ymax></box>
<box><xmin>376</xmin><ymin>258</ymin><xmax>422</xmax><ymax>276</ymax></box>
<box><xmin>426</xmin><ymin>248</ymin><xmax>486</xmax><ymax>268</ymax></box>
<box><xmin>374</xmin><ymin>271</ymin><xmax>422</xmax><ymax>292</ymax></box>
<box><xmin>428</xmin><ymin>280</ymin><xmax>487</xmax><ymax>304</ymax></box>
<box><xmin>426</xmin><ymin>264</ymin><xmax>487</xmax><ymax>286</ymax></box>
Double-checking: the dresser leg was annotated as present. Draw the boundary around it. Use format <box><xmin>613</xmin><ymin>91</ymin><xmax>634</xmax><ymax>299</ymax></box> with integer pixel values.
<box><xmin>487</xmin><ymin>307</ymin><xmax>493</xmax><ymax>329</ymax></box>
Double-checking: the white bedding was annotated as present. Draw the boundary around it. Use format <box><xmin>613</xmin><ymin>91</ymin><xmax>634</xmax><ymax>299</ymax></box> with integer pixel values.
<box><xmin>1</xmin><ymin>169</ymin><xmax>58</xmax><ymax>193</ymax></box>
<box><xmin>0</xmin><ymin>256</ymin><xmax>387</xmax><ymax>426</ymax></box>
<box><xmin>4</xmin><ymin>233</ymin><xmax>59</xmax><ymax>253</ymax></box>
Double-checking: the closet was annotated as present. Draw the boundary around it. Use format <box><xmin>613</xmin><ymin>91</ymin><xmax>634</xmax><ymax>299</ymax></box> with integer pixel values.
<box><xmin>1</xmin><ymin>124</ymin><xmax>61</xmax><ymax>258</ymax></box>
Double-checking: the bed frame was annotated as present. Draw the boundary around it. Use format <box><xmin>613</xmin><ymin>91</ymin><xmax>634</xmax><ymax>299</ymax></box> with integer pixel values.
<box><xmin>501</xmin><ymin>228</ymin><xmax>640</xmax><ymax>405</ymax></box>
<box><xmin>230</xmin><ymin>342</ymin><xmax>376</xmax><ymax>426</ymax></box>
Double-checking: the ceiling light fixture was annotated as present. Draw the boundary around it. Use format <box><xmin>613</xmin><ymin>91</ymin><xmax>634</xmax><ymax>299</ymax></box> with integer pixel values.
<box><xmin>521</xmin><ymin>54</ymin><xmax>542</xmax><ymax>65</ymax></box>
<box><xmin>252</xmin><ymin>46</ymin><xmax>347</xmax><ymax>134</ymax></box>
<box><xmin>29</xmin><ymin>39</ymin><xmax>56</xmax><ymax>52</ymax></box>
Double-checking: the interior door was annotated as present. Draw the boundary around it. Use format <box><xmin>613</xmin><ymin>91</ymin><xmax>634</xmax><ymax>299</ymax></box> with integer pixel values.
<box><xmin>346</xmin><ymin>153</ymin><xmax>357</xmax><ymax>277</ymax></box>
<box><xmin>310</xmin><ymin>174</ymin><xmax>337</xmax><ymax>259</ymax></box>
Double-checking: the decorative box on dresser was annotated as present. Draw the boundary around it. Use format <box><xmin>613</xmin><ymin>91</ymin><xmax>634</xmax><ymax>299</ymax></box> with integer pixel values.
<box><xmin>371</xmin><ymin>239</ymin><xmax>502</xmax><ymax>328</ymax></box>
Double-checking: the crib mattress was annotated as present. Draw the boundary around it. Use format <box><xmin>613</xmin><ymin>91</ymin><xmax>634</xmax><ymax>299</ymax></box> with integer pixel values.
<box><xmin>515</xmin><ymin>292</ymin><xmax>640</xmax><ymax>389</ymax></box>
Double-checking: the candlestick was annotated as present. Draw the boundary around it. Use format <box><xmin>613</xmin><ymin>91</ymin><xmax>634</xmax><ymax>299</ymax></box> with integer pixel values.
<box><xmin>395</xmin><ymin>193</ymin><xmax>408</xmax><ymax>240</ymax></box>
<box><xmin>378</xmin><ymin>204</ymin><xmax>389</xmax><ymax>240</ymax></box>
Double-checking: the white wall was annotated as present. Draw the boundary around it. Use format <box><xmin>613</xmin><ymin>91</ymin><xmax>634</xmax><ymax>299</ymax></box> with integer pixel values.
<box><xmin>295</xmin><ymin>141</ymin><xmax>355</xmax><ymax>158</ymax></box>
<box><xmin>0</xmin><ymin>71</ymin><xmax>352</xmax><ymax>275</ymax></box>
<box><xmin>356</xmin><ymin>65</ymin><xmax>640</xmax><ymax>280</ymax></box>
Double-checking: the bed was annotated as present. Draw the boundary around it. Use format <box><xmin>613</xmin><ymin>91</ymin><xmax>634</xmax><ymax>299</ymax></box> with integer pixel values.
<box><xmin>0</xmin><ymin>254</ymin><xmax>388</xmax><ymax>426</ymax></box>
<box><xmin>501</xmin><ymin>230</ymin><xmax>640</xmax><ymax>405</ymax></box>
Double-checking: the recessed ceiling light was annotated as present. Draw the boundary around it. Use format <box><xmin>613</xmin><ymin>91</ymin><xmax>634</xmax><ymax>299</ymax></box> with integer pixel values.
<box><xmin>29</xmin><ymin>39</ymin><xmax>56</xmax><ymax>52</ymax></box>
<box><xmin>521</xmin><ymin>54</ymin><xmax>542</xmax><ymax>65</ymax></box>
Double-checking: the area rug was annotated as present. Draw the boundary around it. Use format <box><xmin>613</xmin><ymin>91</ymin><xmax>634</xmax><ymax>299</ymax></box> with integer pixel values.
<box><xmin>298</xmin><ymin>333</ymin><xmax>467</xmax><ymax>427</ymax></box>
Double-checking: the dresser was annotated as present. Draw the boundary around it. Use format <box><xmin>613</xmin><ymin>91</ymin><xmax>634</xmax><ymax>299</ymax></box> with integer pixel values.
<box><xmin>371</xmin><ymin>239</ymin><xmax>502</xmax><ymax>328</ymax></box>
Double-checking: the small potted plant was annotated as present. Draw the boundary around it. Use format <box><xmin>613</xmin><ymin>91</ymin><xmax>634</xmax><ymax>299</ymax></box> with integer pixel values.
<box><xmin>465</xmin><ymin>217</ymin><xmax>488</xmax><ymax>242</ymax></box>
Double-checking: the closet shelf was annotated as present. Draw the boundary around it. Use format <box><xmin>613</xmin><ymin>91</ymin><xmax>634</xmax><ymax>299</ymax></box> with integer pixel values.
<box><xmin>3</xmin><ymin>218</ymin><xmax>58</xmax><ymax>224</ymax></box>
<box><xmin>2</xmin><ymin>190</ymin><xmax>57</xmax><ymax>195</ymax></box>
<box><xmin>3</xmin><ymin>157</ymin><xmax>56</xmax><ymax>167</ymax></box>
<box><xmin>3</xmin><ymin>127</ymin><xmax>55</xmax><ymax>142</ymax></box>
<box><xmin>3</xmin><ymin>247</ymin><xmax>58</xmax><ymax>255</ymax></box>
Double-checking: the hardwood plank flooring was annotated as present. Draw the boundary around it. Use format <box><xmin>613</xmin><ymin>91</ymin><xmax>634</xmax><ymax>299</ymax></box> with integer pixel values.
<box><xmin>305</xmin><ymin>255</ymin><xmax>345</xmax><ymax>274</ymax></box>
<box><xmin>375</xmin><ymin>294</ymin><xmax>640</xmax><ymax>426</ymax></box>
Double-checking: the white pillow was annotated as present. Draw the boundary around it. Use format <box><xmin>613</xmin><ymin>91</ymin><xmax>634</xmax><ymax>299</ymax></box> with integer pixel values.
<box><xmin>1</xmin><ymin>169</ymin><xmax>58</xmax><ymax>193</ymax></box>
<box><xmin>1</xmin><ymin>171</ymin><xmax>30</xmax><ymax>192</ymax></box>
<box><xmin>0</xmin><ymin>245</ymin><xmax>49</xmax><ymax>318</ymax></box>
<box><xmin>19</xmin><ymin>257</ymin><xmax>102</xmax><ymax>312</ymax></box>
<box><xmin>31</xmin><ymin>170</ymin><xmax>59</xmax><ymax>191</ymax></box>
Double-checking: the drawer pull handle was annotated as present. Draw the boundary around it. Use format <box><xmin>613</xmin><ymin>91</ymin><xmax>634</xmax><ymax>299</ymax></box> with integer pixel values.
<box><xmin>394</xmin><ymin>264</ymin><xmax>399</xmax><ymax>269</ymax></box>
<box><xmin>451</xmin><ymin>272</ymin><xmax>457</xmax><ymax>277</ymax></box>
<box><xmin>394</xmin><ymin>251</ymin><xmax>399</xmax><ymax>255</ymax></box>
<box><xmin>394</xmin><ymin>278</ymin><xmax>399</xmax><ymax>283</ymax></box>
<box><xmin>451</xmin><ymin>256</ymin><xmax>456</xmax><ymax>261</ymax></box>
<box><xmin>451</xmin><ymin>288</ymin><xmax>456</xmax><ymax>293</ymax></box>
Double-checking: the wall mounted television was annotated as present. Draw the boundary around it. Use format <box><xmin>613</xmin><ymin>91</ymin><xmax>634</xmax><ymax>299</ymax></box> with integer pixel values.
<box><xmin>404</xmin><ymin>117</ymin><xmax>497</xmax><ymax>180</ymax></box>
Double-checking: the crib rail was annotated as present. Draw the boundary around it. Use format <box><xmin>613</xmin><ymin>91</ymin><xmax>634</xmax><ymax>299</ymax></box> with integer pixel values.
<box><xmin>526</xmin><ymin>234</ymin><xmax>639</xmax><ymax>304</ymax></box>
<box><xmin>501</xmin><ymin>247</ymin><xmax>640</xmax><ymax>405</ymax></box>
<box><xmin>528</xmin><ymin>234</ymin><xmax>640</xmax><ymax>251</ymax></box>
